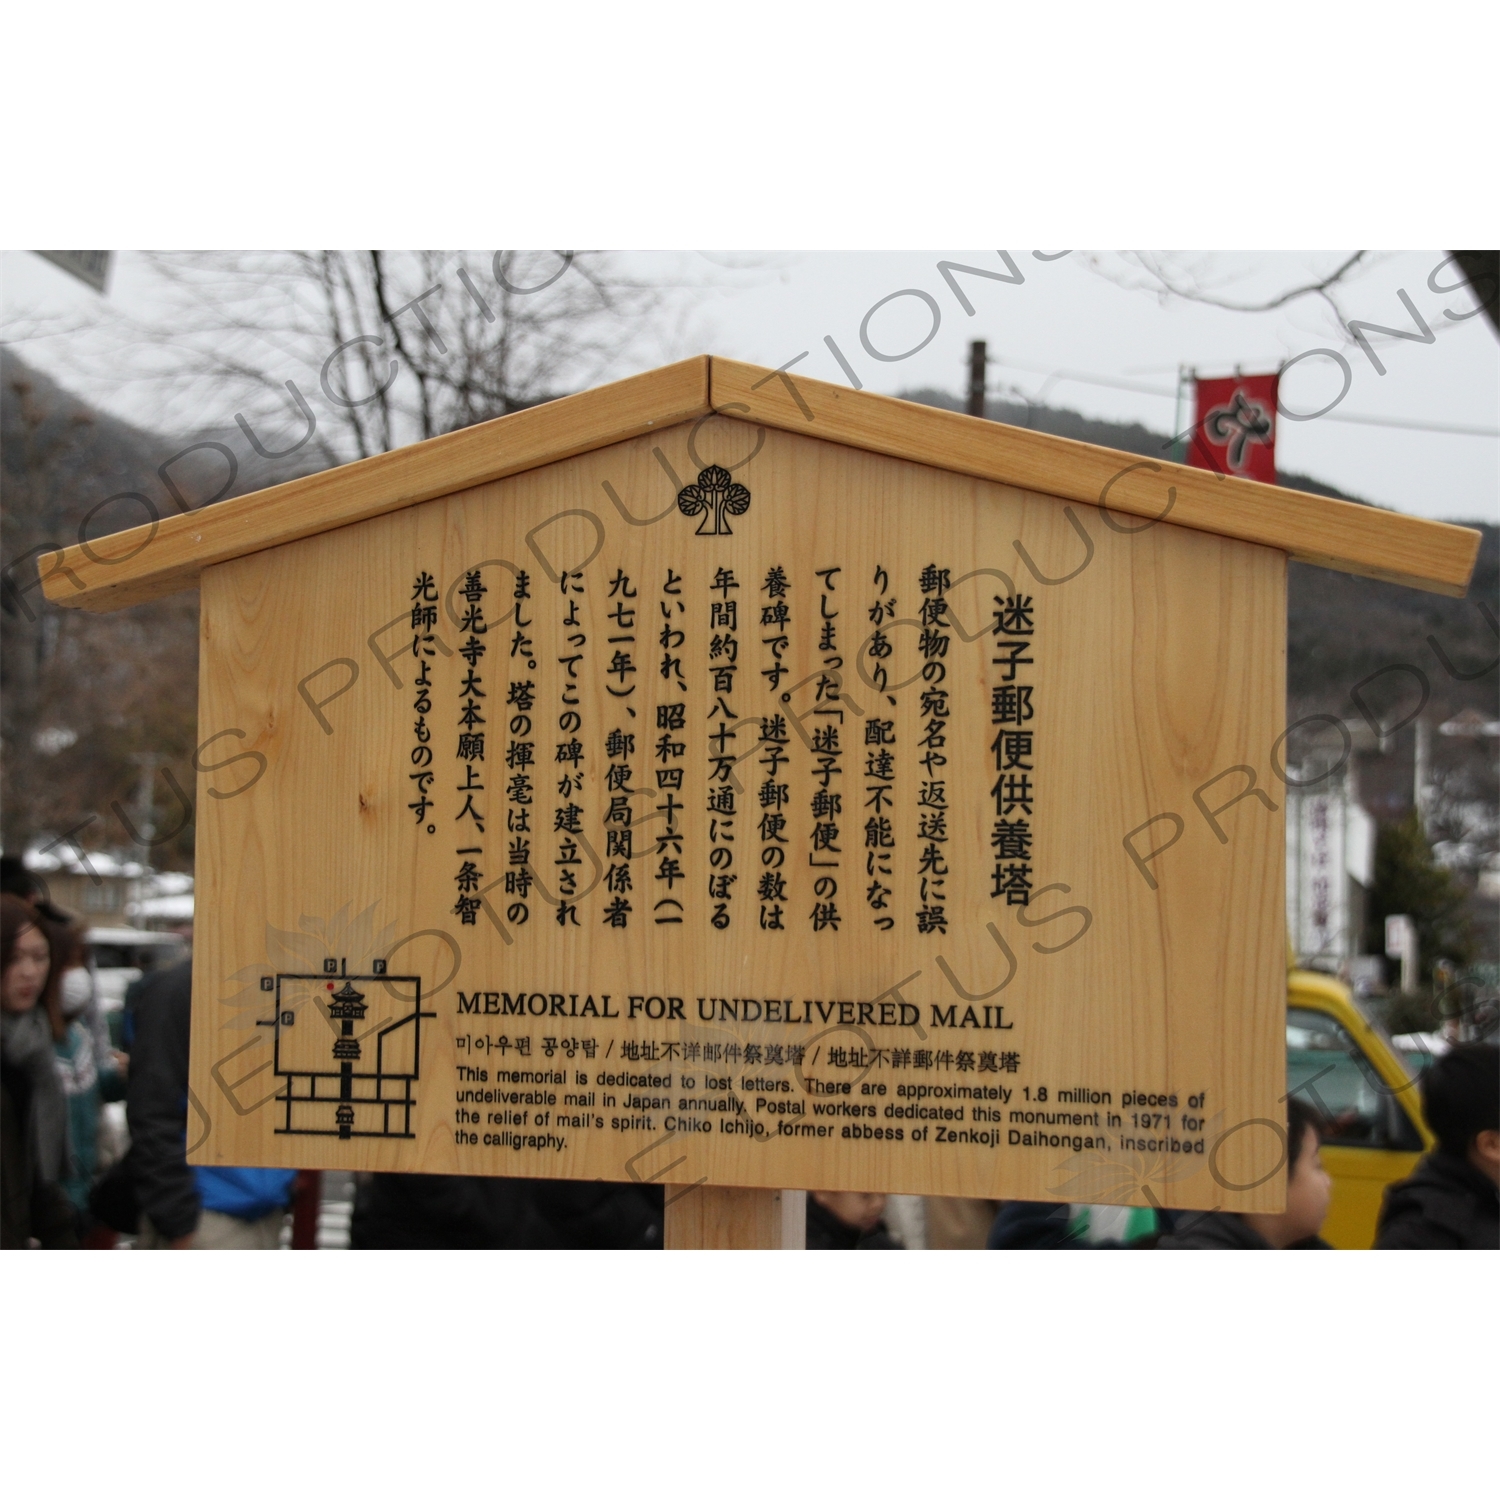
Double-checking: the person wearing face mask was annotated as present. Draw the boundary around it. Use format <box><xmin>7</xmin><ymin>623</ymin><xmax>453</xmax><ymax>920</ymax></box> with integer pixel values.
<box><xmin>60</xmin><ymin>930</ymin><xmax>125</xmax><ymax>1092</ymax></box>
<box><xmin>1</xmin><ymin>894</ymin><xmax>78</xmax><ymax>1248</ymax></box>
<box><xmin>51</xmin><ymin>925</ymin><xmax>127</xmax><ymax>1232</ymax></box>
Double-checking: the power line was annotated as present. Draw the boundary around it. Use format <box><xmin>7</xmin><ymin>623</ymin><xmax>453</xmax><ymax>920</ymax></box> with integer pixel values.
<box><xmin>985</xmin><ymin>356</ymin><xmax>1499</xmax><ymax>439</ymax></box>
<box><xmin>1318</xmin><ymin>410</ymin><xmax>1499</xmax><ymax>439</ymax></box>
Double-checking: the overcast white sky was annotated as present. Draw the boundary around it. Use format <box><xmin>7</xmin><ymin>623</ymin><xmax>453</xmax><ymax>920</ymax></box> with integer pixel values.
<box><xmin>3</xmin><ymin>247</ymin><xmax>1496</xmax><ymax>523</ymax></box>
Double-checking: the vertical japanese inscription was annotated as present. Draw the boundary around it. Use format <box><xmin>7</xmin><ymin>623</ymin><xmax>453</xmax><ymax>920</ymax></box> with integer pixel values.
<box><xmin>863</xmin><ymin>563</ymin><xmax>897</xmax><ymax>931</ymax></box>
<box><xmin>654</xmin><ymin>567</ymin><xmax>687</xmax><ymax>924</ymax></box>
<box><xmin>706</xmin><ymin>566</ymin><xmax>740</xmax><ymax>929</ymax></box>
<box><xmin>757</xmin><ymin>566</ymin><xmax>791</xmax><ymax>931</ymax></box>
<box><xmin>409</xmin><ymin>571</ymin><xmax>439</xmax><ymax>834</ymax></box>
<box><xmin>809</xmin><ymin>566</ymin><xmax>844</xmax><ymax>932</ymax></box>
<box><xmin>504</xmin><ymin>571</ymin><xmax>537</xmax><ymax>927</ymax></box>
<box><xmin>399</xmin><ymin>555</ymin><xmax>1045</xmax><ymax>937</ymax></box>
<box><xmin>914</xmin><ymin>564</ymin><xmax>952</xmax><ymax>935</ymax></box>
<box><xmin>990</xmin><ymin>591</ymin><xmax>1037</xmax><ymax>907</ymax></box>
<box><xmin>453</xmin><ymin>568</ymin><xmax>489</xmax><ymax>925</ymax></box>
<box><xmin>602</xmin><ymin>567</ymin><xmax>639</xmax><ymax>929</ymax></box>
<box><xmin>554</xmin><ymin>568</ymin><xmax>586</xmax><ymax>929</ymax></box>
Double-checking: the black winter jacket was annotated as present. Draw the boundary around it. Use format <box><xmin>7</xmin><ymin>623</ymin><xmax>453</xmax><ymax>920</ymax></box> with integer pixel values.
<box><xmin>124</xmin><ymin>960</ymin><xmax>200</xmax><ymax>1241</ymax></box>
<box><xmin>1157</xmin><ymin>1211</ymin><xmax>1331</xmax><ymax>1249</ymax></box>
<box><xmin>988</xmin><ymin>1200</ymin><xmax>1089</xmax><ymax>1249</ymax></box>
<box><xmin>1375</xmin><ymin>1152</ymin><xmax>1499</xmax><ymax>1250</ymax></box>
<box><xmin>1157</xmin><ymin>1211</ymin><xmax>1273</xmax><ymax>1249</ymax></box>
<box><xmin>351</xmin><ymin>1173</ymin><xmax>664</xmax><ymax>1249</ymax></box>
<box><xmin>1</xmin><ymin>1061</ymin><xmax>78</xmax><ymax>1248</ymax></box>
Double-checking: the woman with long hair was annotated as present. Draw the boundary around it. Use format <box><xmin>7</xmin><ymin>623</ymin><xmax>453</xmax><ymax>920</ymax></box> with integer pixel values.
<box><xmin>2</xmin><ymin>893</ymin><xmax>77</xmax><ymax>1248</ymax></box>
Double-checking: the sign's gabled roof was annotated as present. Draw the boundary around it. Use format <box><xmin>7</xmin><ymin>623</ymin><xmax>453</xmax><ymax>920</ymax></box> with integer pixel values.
<box><xmin>38</xmin><ymin>355</ymin><xmax>1481</xmax><ymax>612</ymax></box>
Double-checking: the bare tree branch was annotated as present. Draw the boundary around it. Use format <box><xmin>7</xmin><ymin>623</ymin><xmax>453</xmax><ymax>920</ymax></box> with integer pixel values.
<box><xmin>1079</xmin><ymin>250</ymin><xmax>1488</xmax><ymax>361</ymax></box>
<box><xmin>8</xmin><ymin>251</ymin><xmax>673</xmax><ymax>471</ymax></box>
<box><xmin>1080</xmin><ymin>250</ymin><xmax>1380</xmax><ymax>330</ymax></box>
<box><xmin>1104</xmin><ymin>250</ymin><xmax>1370</xmax><ymax>315</ymax></box>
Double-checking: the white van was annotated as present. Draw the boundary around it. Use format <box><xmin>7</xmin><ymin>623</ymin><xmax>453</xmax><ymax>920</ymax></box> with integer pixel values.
<box><xmin>85</xmin><ymin>926</ymin><xmax>187</xmax><ymax>1010</ymax></box>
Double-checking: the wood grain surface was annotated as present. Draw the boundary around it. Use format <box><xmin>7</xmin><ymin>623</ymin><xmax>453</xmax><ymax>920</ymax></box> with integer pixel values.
<box><xmin>188</xmin><ymin>416</ymin><xmax>1291</xmax><ymax>1211</ymax></box>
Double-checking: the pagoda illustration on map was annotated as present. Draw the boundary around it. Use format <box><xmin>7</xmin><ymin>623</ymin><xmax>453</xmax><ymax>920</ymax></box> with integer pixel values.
<box><xmin>258</xmin><ymin>957</ymin><xmax>432</xmax><ymax>1139</ymax></box>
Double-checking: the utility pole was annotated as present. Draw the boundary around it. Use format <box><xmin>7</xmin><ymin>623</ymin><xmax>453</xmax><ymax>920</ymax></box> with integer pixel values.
<box><xmin>967</xmin><ymin>340</ymin><xmax>987</xmax><ymax>418</ymax></box>
<box><xmin>1414</xmin><ymin>716</ymin><xmax>1430</xmax><ymax>833</ymax></box>
<box><xmin>1170</xmin><ymin>365</ymin><xmax>1190</xmax><ymax>462</ymax></box>
<box><xmin>129</xmin><ymin>751</ymin><xmax>164</xmax><ymax>847</ymax></box>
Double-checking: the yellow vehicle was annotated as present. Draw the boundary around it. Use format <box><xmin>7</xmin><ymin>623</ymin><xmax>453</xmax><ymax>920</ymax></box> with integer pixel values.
<box><xmin>1286</xmin><ymin>968</ymin><xmax>1434</xmax><ymax>1249</ymax></box>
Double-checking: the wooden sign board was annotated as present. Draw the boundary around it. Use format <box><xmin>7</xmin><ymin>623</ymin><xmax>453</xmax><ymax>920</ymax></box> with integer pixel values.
<box><xmin>40</xmin><ymin>358</ymin><xmax>1481</xmax><ymax>1218</ymax></box>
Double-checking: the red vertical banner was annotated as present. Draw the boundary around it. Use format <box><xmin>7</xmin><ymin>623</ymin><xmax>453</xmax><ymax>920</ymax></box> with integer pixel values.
<box><xmin>1189</xmin><ymin>373</ymin><xmax>1279</xmax><ymax>484</ymax></box>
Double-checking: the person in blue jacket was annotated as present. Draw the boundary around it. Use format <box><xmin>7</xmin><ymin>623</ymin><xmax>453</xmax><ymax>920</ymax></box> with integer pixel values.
<box><xmin>126</xmin><ymin>958</ymin><xmax>295</xmax><ymax>1248</ymax></box>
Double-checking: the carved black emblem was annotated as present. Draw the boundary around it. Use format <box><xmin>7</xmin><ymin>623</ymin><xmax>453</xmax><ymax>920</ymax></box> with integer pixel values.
<box><xmin>677</xmin><ymin>464</ymin><xmax>751</xmax><ymax>536</ymax></box>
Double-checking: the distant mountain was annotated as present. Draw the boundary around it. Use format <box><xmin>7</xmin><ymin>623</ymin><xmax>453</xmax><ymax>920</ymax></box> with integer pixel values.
<box><xmin>0</xmin><ymin>346</ymin><xmax>321</xmax><ymax>863</ymax></box>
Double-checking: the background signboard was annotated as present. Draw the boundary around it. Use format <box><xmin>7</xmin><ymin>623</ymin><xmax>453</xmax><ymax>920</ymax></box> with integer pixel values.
<box><xmin>187</xmin><ymin>410</ymin><xmax>1290</xmax><ymax>1211</ymax></box>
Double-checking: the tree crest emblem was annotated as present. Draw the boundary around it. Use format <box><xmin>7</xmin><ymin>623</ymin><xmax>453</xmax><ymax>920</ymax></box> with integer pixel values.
<box><xmin>676</xmin><ymin>465</ymin><xmax>751</xmax><ymax>536</ymax></box>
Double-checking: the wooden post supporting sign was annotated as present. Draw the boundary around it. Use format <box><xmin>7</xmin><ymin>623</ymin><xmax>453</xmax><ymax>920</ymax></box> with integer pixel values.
<box><xmin>665</xmin><ymin>1187</ymin><xmax>806</xmax><ymax>1249</ymax></box>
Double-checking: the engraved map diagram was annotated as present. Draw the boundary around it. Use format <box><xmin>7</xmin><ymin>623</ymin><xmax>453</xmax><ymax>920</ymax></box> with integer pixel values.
<box><xmin>260</xmin><ymin>958</ymin><xmax>433</xmax><ymax>1139</ymax></box>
